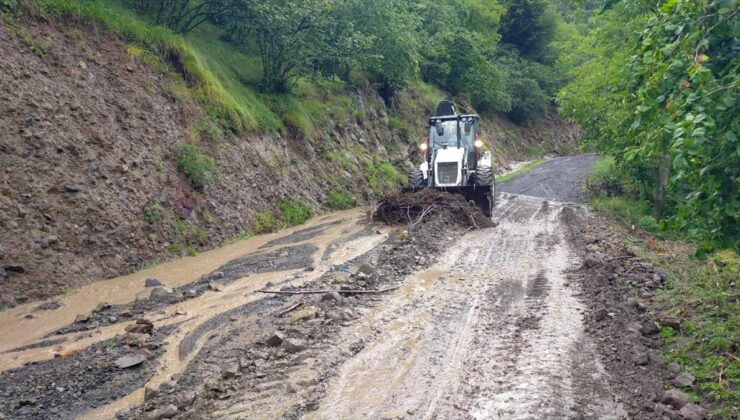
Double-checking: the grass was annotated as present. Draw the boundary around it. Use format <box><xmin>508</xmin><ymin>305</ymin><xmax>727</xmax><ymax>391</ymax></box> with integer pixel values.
<box><xmin>143</xmin><ymin>203</ymin><xmax>164</xmax><ymax>224</ymax></box>
<box><xmin>176</xmin><ymin>142</ymin><xmax>217</xmax><ymax>190</ymax></box>
<box><xmin>497</xmin><ymin>159</ymin><xmax>546</xmax><ymax>183</ymax></box>
<box><xmin>367</xmin><ymin>162</ymin><xmax>407</xmax><ymax>197</ymax></box>
<box><xmin>630</xmin><ymin>240</ymin><xmax>739</xmax><ymax>418</ymax></box>
<box><xmin>251</xmin><ymin>211</ymin><xmax>283</xmax><ymax>234</ymax></box>
<box><xmin>280</xmin><ymin>199</ymin><xmax>311</xmax><ymax>226</ymax></box>
<box><xmin>327</xmin><ymin>189</ymin><xmax>356</xmax><ymax>210</ymax></box>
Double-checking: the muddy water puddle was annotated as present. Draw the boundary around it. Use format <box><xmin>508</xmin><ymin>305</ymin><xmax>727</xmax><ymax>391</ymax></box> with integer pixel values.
<box><xmin>0</xmin><ymin>209</ymin><xmax>392</xmax><ymax>418</ymax></box>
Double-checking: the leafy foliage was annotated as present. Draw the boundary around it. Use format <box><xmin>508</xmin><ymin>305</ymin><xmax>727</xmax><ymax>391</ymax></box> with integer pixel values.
<box><xmin>558</xmin><ymin>0</ymin><xmax>739</xmax><ymax>251</ymax></box>
<box><xmin>279</xmin><ymin>199</ymin><xmax>312</xmax><ymax>226</ymax></box>
<box><xmin>175</xmin><ymin>142</ymin><xmax>217</xmax><ymax>190</ymax></box>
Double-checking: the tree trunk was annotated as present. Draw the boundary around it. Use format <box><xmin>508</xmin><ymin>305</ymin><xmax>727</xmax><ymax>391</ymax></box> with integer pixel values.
<box><xmin>653</xmin><ymin>141</ymin><xmax>671</xmax><ymax>219</ymax></box>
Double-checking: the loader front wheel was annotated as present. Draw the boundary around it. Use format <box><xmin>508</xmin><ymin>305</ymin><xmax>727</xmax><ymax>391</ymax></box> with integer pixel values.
<box><xmin>475</xmin><ymin>166</ymin><xmax>496</xmax><ymax>218</ymax></box>
<box><xmin>408</xmin><ymin>169</ymin><xmax>424</xmax><ymax>189</ymax></box>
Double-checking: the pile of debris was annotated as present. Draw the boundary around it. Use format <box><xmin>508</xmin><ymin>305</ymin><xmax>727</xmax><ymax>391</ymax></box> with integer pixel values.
<box><xmin>373</xmin><ymin>189</ymin><xmax>493</xmax><ymax>229</ymax></box>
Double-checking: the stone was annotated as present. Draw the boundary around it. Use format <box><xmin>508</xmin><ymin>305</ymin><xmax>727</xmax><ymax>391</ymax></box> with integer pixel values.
<box><xmin>175</xmin><ymin>308</ymin><xmax>187</xmax><ymax>316</ymax></box>
<box><xmin>282</xmin><ymin>338</ymin><xmax>307</xmax><ymax>354</ymax></box>
<box><xmin>678</xmin><ymin>403</ymin><xmax>705</xmax><ymax>420</ymax></box>
<box><xmin>208</xmin><ymin>282</ymin><xmax>223</xmax><ymax>292</ymax></box>
<box><xmin>144</xmin><ymin>386</ymin><xmax>159</xmax><ymax>401</ymax></box>
<box><xmin>667</xmin><ymin>362</ymin><xmax>682</xmax><ymax>374</ymax></box>
<box><xmin>150</xmin><ymin>287</ymin><xmax>173</xmax><ymax>298</ymax></box>
<box><xmin>75</xmin><ymin>313</ymin><xmax>90</xmax><ymax>323</ymax></box>
<box><xmin>210</xmin><ymin>271</ymin><xmax>224</xmax><ymax>280</ymax></box>
<box><xmin>144</xmin><ymin>278</ymin><xmax>163</xmax><ymax>287</ymax></box>
<box><xmin>661</xmin><ymin>389</ymin><xmax>692</xmax><ymax>409</ymax></box>
<box><xmin>33</xmin><ymin>237</ymin><xmax>50</xmax><ymax>249</ymax></box>
<box><xmin>221</xmin><ymin>365</ymin><xmax>239</xmax><ymax>379</ymax></box>
<box><xmin>0</xmin><ymin>268</ymin><xmax>6</xmax><ymax>278</ymax></box>
<box><xmin>355</xmin><ymin>262</ymin><xmax>378</xmax><ymax>285</ymax></box>
<box><xmin>633</xmin><ymin>352</ymin><xmax>649</xmax><ymax>366</ymax></box>
<box><xmin>659</xmin><ymin>316</ymin><xmax>681</xmax><ymax>330</ymax></box>
<box><xmin>64</xmin><ymin>184</ymin><xmax>82</xmax><ymax>193</ymax></box>
<box><xmin>36</xmin><ymin>300</ymin><xmax>63</xmax><ymax>310</ymax></box>
<box><xmin>322</xmin><ymin>291</ymin><xmax>344</xmax><ymax>304</ymax></box>
<box><xmin>114</xmin><ymin>353</ymin><xmax>147</xmax><ymax>369</ymax></box>
<box><xmin>147</xmin><ymin>404</ymin><xmax>178</xmax><ymax>419</ymax></box>
<box><xmin>672</xmin><ymin>372</ymin><xmax>695</xmax><ymax>388</ymax></box>
<box><xmin>640</xmin><ymin>321</ymin><xmax>660</xmax><ymax>336</ymax></box>
<box><xmin>125</xmin><ymin>321</ymin><xmax>153</xmax><ymax>334</ymax></box>
<box><xmin>115</xmin><ymin>408</ymin><xmax>131</xmax><ymax>419</ymax></box>
<box><xmin>290</xmin><ymin>306</ymin><xmax>318</xmax><ymax>323</ymax></box>
<box><xmin>266</xmin><ymin>331</ymin><xmax>285</xmax><ymax>347</ymax></box>
<box><xmin>159</xmin><ymin>381</ymin><xmax>177</xmax><ymax>392</ymax></box>
<box><xmin>173</xmin><ymin>391</ymin><xmax>196</xmax><ymax>409</ymax></box>
<box><xmin>594</xmin><ymin>308</ymin><xmax>608</xmax><ymax>321</ymax></box>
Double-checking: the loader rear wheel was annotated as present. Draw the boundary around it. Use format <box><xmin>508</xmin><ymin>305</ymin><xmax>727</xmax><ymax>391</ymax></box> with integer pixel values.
<box><xmin>408</xmin><ymin>169</ymin><xmax>424</xmax><ymax>189</ymax></box>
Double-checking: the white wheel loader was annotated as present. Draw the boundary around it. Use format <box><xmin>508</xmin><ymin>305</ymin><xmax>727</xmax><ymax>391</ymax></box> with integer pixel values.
<box><xmin>407</xmin><ymin>100</ymin><xmax>497</xmax><ymax>217</ymax></box>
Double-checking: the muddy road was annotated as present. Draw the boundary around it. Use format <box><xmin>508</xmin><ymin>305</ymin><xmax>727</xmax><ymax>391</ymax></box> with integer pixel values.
<box><xmin>0</xmin><ymin>155</ymin><xmax>686</xmax><ymax>419</ymax></box>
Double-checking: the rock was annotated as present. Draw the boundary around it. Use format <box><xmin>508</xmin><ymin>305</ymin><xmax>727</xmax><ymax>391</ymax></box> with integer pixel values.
<box><xmin>159</xmin><ymin>381</ymin><xmax>177</xmax><ymax>392</ymax></box>
<box><xmin>282</xmin><ymin>338</ymin><xmax>307</xmax><ymax>353</ymax></box>
<box><xmin>115</xmin><ymin>407</ymin><xmax>131</xmax><ymax>419</ymax></box>
<box><xmin>661</xmin><ymin>389</ymin><xmax>692</xmax><ymax>409</ymax></box>
<box><xmin>678</xmin><ymin>403</ymin><xmax>705</xmax><ymax>420</ymax></box>
<box><xmin>594</xmin><ymin>308</ymin><xmax>608</xmax><ymax>321</ymax></box>
<box><xmin>583</xmin><ymin>252</ymin><xmax>605</xmax><ymax>268</ymax></box>
<box><xmin>75</xmin><ymin>313</ymin><xmax>90</xmax><ymax>323</ymax></box>
<box><xmin>211</xmin><ymin>271</ymin><xmax>224</xmax><ymax>280</ymax></box>
<box><xmin>64</xmin><ymin>184</ymin><xmax>82</xmax><ymax>193</ymax></box>
<box><xmin>4</xmin><ymin>264</ymin><xmax>25</xmax><ymax>274</ymax></box>
<box><xmin>290</xmin><ymin>306</ymin><xmax>318</xmax><ymax>323</ymax></box>
<box><xmin>147</xmin><ymin>404</ymin><xmax>178</xmax><ymax>419</ymax></box>
<box><xmin>144</xmin><ymin>386</ymin><xmax>159</xmax><ymax>401</ymax></box>
<box><xmin>0</xmin><ymin>268</ymin><xmax>6</xmax><ymax>278</ymax></box>
<box><xmin>640</xmin><ymin>321</ymin><xmax>660</xmax><ymax>335</ymax></box>
<box><xmin>633</xmin><ymin>352</ymin><xmax>649</xmax><ymax>366</ymax></box>
<box><xmin>173</xmin><ymin>391</ymin><xmax>196</xmax><ymax>409</ymax></box>
<box><xmin>221</xmin><ymin>365</ymin><xmax>239</xmax><ymax>379</ymax></box>
<box><xmin>114</xmin><ymin>353</ymin><xmax>147</xmax><ymax>369</ymax></box>
<box><xmin>125</xmin><ymin>320</ymin><xmax>153</xmax><ymax>334</ymax></box>
<box><xmin>144</xmin><ymin>278</ymin><xmax>162</xmax><ymax>287</ymax></box>
<box><xmin>355</xmin><ymin>262</ymin><xmax>378</xmax><ymax>285</ymax></box>
<box><xmin>33</xmin><ymin>237</ymin><xmax>50</xmax><ymax>249</ymax></box>
<box><xmin>208</xmin><ymin>282</ymin><xmax>223</xmax><ymax>292</ymax></box>
<box><xmin>659</xmin><ymin>316</ymin><xmax>681</xmax><ymax>330</ymax></box>
<box><xmin>667</xmin><ymin>362</ymin><xmax>682</xmax><ymax>374</ymax></box>
<box><xmin>266</xmin><ymin>331</ymin><xmax>285</xmax><ymax>346</ymax></box>
<box><xmin>672</xmin><ymin>372</ymin><xmax>695</xmax><ymax>388</ymax></box>
<box><xmin>322</xmin><ymin>291</ymin><xmax>344</xmax><ymax>305</ymax></box>
<box><xmin>175</xmin><ymin>308</ymin><xmax>187</xmax><ymax>316</ymax></box>
<box><xmin>150</xmin><ymin>287</ymin><xmax>173</xmax><ymax>298</ymax></box>
<box><xmin>36</xmin><ymin>300</ymin><xmax>63</xmax><ymax>310</ymax></box>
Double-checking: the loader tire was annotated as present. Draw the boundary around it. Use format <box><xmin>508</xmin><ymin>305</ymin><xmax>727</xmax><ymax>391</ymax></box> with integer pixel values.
<box><xmin>475</xmin><ymin>166</ymin><xmax>497</xmax><ymax>217</ymax></box>
<box><xmin>408</xmin><ymin>169</ymin><xmax>424</xmax><ymax>189</ymax></box>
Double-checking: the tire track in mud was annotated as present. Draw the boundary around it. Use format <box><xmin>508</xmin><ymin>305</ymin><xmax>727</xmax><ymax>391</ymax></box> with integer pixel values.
<box><xmin>311</xmin><ymin>194</ymin><xmax>623</xmax><ymax>419</ymax></box>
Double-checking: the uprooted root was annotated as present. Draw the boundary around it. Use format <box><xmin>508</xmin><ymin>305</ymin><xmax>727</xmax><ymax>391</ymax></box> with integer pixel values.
<box><xmin>373</xmin><ymin>189</ymin><xmax>493</xmax><ymax>230</ymax></box>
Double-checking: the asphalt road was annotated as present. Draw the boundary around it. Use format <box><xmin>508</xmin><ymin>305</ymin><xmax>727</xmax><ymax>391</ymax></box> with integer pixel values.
<box><xmin>500</xmin><ymin>154</ymin><xmax>600</xmax><ymax>203</ymax></box>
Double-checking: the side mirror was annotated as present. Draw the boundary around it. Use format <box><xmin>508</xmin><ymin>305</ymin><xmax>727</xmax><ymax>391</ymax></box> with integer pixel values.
<box><xmin>464</xmin><ymin>121</ymin><xmax>473</xmax><ymax>134</ymax></box>
<box><xmin>435</xmin><ymin>123</ymin><xmax>444</xmax><ymax>136</ymax></box>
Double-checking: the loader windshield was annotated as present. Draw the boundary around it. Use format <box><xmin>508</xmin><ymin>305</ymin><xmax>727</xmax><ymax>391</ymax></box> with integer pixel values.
<box><xmin>430</xmin><ymin>121</ymin><xmax>458</xmax><ymax>149</ymax></box>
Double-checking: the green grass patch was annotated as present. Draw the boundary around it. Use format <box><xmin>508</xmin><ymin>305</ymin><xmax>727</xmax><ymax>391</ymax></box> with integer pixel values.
<box><xmin>175</xmin><ymin>142</ymin><xmax>217</xmax><ymax>190</ymax></box>
<box><xmin>498</xmin><ymin>159</ymin><xmax>546</xmax><ymax>183</ymax></box>
<box><xmin>367</xmin><ymin>163</ymin><xmax>406</xmax><ymax>197</ymax></box>
<box><xmin>637</xmin><ymin>244</ymin><xmax>740</xmax><ymax>418</ymax></box>
<box><xmin>143</xmin><ymin>203</ymin><xmax>164</xmax><ymax>224</ymax></box>
<box><xmin>327</xmin><ymin>189</ymin><xmax>356</xmax><ymax>210</ymax></box>
<box><xmin>251</xmin><ymin>211</ymin><xmax>284</xmax><ymax>234</ymax></box>
<box><xmin>280</xmin><ymin>199</ymin><xmax>311</xmax><ymax>226</ymax></box>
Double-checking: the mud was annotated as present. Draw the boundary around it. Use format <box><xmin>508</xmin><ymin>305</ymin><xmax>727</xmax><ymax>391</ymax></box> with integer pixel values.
<box><xmin>499</xmin><ymin>154</ymin><xmax>599</xmax><ymax>202</ymax></box>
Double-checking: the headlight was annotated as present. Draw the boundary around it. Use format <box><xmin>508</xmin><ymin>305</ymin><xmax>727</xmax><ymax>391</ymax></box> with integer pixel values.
<box><xmin>419</xmin><ymin>143</ymin><xmax>428</xmax><ymax>151</ymax></box>
<box><xmin>474</xmin><ymin>140</ymin><xmax>484</xmax><ymax>148</ymax></box>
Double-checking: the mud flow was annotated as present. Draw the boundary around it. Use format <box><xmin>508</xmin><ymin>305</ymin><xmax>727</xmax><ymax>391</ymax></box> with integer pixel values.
<box><xmin>0</xmin><ymin>209</ymin><xmax>391</xmax><ymax>418</ymax></box>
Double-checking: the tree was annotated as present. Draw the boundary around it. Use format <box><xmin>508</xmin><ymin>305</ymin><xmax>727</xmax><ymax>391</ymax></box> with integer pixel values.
<box><xmin>499</xmin><ymin>0</ymin><xmax>558</xmax><ymax>62</ymax></box>
<box><xmin>131</xmin><ymin>0</ymin><xmax>237</xmax><ymax>33</ymax></box>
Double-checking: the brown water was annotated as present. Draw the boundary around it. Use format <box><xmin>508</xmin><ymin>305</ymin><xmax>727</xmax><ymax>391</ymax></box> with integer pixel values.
<box><xmin>0</xmin><ymin>209</ymin><xmax>391</xmax><ymax>419</ymax></box>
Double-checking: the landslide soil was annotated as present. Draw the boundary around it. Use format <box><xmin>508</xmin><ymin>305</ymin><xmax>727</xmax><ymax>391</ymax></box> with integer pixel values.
<box><xmin>0</xmin><ymin>156</ymin><xmax>703</xmax><ymax>420</ymax></box>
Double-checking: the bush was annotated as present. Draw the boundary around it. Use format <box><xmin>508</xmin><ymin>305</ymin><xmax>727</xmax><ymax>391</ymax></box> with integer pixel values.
<box><xmin>280</xmin><ymin>199</ymin><xmax>312</xmax><ymax>226</ymax></box>
<box><xmin>252</xmin><ymin>211</ymin><xmax>282</xmax><ymax>234</ymax></box>
<box><xmin>637</xmin><ymin>215</ymin><xmax>659</xmax><ymax>233</ymax></box>
<box><xmin>327</xmin><ymin>189</ymin><xmax>356</xmax><ymax>210</ymax></box>
<box><xmin>367</xmin><ymin>163</ymin><xmax>406</xmax><ymax>197</ymax></box>
<box><xmin>176</xmin><ymin>142</ymin><xmax>217</xmax><ymax>191</ymax></box>
<box><xmin>143</xmin><ymin>203</ymin><xmax>165</xmax><ymax>223</ymax></box>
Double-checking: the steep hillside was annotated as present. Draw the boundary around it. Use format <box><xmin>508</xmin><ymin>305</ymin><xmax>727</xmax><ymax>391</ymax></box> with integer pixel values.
<box><xmin>0</xmin><ymin>11</ymin><xmax>579</xmax><ymax>308</ymax></box>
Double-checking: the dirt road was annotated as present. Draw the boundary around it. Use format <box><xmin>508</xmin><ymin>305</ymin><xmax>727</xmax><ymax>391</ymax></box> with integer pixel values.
<box><xmin>0</xmin><ymin>155</ymin><xmax>679</xmax><ymax>419</ymax></box>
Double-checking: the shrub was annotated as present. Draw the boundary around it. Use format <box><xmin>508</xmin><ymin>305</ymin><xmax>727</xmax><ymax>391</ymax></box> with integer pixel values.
<box><xmin>252</xmin><ymin>211</ymin><xmax>282</xmax><ymax>234</ymax></box>
<box><xmin>367</xmin><ymin>163</ymin><xmax>406</xmax><ymax>197</ymax></box>
<box><xmin>280</xmin><ymin>199</ymin><xmax>311</xmax><ymax>226</ymax></box>
<box><xmin>175</xmin><ymin>142</ymin><xmax>217</xmax><ymax>191</ymax></box>
<box><xmin>143</xmin><ymin>203</ymin><xmax>165</xmax><ymax>223</ymax></box>
<box><xmin>327</xmin><ymin>189</ymin><xmax>356</xmax><ymax>210</ymax></box>
<box><xmin>637</xmin><ymin>215</ymin><xmax>659</xmax><ymax>233</ymax></box>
